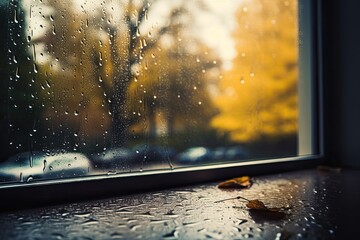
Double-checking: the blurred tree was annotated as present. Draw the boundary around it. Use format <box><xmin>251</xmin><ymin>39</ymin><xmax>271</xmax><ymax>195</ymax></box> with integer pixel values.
<box><xmin>212</xmin><ymin>0</ymin><xmax>298</xmax><ymax>142</ymax></box>
<box><xmin>30</xmin><ymin>0</ymin><xmax>219</xmax><ymax>151</ymax></box>
<box><xmin>127</xmin><ymin>6</ymin><xmax>219</xmax><ymax>140</ymax></box>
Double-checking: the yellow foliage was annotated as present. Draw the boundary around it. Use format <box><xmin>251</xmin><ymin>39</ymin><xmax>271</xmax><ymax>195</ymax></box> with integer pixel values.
<box><xmin>212</xmin><ymin>0</ymin><xmax>298</xmax><ymax>142</ymax></box>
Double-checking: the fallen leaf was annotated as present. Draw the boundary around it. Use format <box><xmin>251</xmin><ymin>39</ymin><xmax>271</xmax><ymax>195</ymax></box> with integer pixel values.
<box><xmin>245</xmin><ymin>199</ymin><xmax>284</xmax><ymax>211</ymax></box>
<box><xmin>246</xmin><ymin>199</ymin><xmax>268</xmax><ymax>210</ymax></box>
<box><xmin>218</xmin><ymin>176</ymin><xmax>252</xmax><ymax>189</ymax></box>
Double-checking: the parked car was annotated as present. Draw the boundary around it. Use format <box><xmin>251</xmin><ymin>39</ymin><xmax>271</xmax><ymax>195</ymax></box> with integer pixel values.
<box><xmin>175</xmin><ymin>147</ymin><xmax>213</xmax><ymax>164</ymax></box>
<box><xmin>0</xmin><ymin>151</ymin><xmax>92</xmax><ymax>183</ymax></box>
<box><xmin>131</xmin><ymin>144</ymin><xmax>176</xmax><ymax>164</ymax></box>
<box><xmin>225</xmin><ymin>146</ymin><xmax>249</xmax><ymax>160</ymax></box>
<box><xmin>90</xmin><ymin>147</ymin><xmax>136</xmax><ymax>170</ymax></box>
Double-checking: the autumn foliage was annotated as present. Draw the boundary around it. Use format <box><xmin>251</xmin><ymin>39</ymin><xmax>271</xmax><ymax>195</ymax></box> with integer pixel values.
<box><xmin>212</xmin><ymin>0</ymin><xmax>298</xmax><ymax>142</ymax></box>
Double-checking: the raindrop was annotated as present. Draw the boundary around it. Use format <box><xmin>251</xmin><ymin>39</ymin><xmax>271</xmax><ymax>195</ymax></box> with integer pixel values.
<box><xmin>29</xmin><ymin>153</ymin><xmax>33</xmax><ymax>168</ymax></box>
<box><xmin>14</xmin><ymin>9</ymin><xmax>18</xmax><ymax>23</ymax></box>
<box><xmin>15</xmin><ymin>67</ymin><xmax>20</xmax><ymax>78</ymax></box>
<box><xmin>74</xmin><ymin>212</ymin><xmax>91</xmax><ymax>218</ymax></box>
<box><xmin>49</xmin><ymin>166</ymin><xmax>53</xmax><ymax>171</ymax></box>
<box><xmin>43</xmin><ymin>160</ymin><xmax>47</xmax><ymax>172</ymax></box>
<box><xmin>183</xmin><ymin>221</ymin><xmax>200</xmax><ymax>227</ymax></box>
<box><xmin>162</xmin><ymin>230</ymin><xmax>178</xmax><ymax>239</ymax></box>
<box><xmin>145</xmin><ymin>10</ymin><xmax>148</xmax><ymax>21</ymax></box>
<box><xmin>240</xmin><ymin>77</ymin><xmax>245</xmax><ymax>84</ymax></box>
<box><xmin>33</xmin><ymin>63</ymin><xmax>38</xmax><ymax>73</ymax></box>
<box><xmin>136</xmin><ymin>28</ymin><xmax>140</xmax><ymax>37</ymax></box>
<box><xmin>81</xmin><ymin>219</ymin><xmax>99</xmax><ymax>226</ymax></box>
<box><xmin>74</xmin><ymin>110</ymin><xmax>79</xmax><ymax>116</ymax></box>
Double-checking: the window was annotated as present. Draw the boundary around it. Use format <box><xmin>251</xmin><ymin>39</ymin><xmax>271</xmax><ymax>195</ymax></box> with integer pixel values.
<box><xmin>0</xmin><ymin>0</ymin><xmax>322</xmax><ymax>201</ymax></box>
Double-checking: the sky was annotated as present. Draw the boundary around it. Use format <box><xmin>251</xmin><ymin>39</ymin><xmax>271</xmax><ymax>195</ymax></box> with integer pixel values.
<box><xmin>142</xmin><ymin>0</ymin><xmax>243</xmax><ymax>70</ymax></box>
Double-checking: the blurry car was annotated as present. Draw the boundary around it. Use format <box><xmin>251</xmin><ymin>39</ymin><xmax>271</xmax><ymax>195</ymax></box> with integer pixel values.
<box><xmin>211</xmin><ymin>147</ymin><xmax>227</xmax><ymax>161</ymax></box>
<box><xmin>176</xmin><ymin>147</ymin><xmax>212</xmax><ymax>164</ymax></box>
<box><xmin>0</xmin><ymin>151</ymin><xmax>92</xmax><ymax>183</ymax></box>
<box><xmin>225</xmin><ymin>146</ymin><xmax>249</xmax><ymax>160</ymax></box>
<box><xmin>90</xmin><ymin>144</ymin><xmax>177</xmax><ymax>172</ymax></box>
<box><xmin>90</xmin><ymin>147</ymin><xmax>136</xmax><ymax>170</ymax></box>
<box><xmin>132</xmin><ymin>144</ymin><xmax>176</xmax><ymax>164</ymax></box>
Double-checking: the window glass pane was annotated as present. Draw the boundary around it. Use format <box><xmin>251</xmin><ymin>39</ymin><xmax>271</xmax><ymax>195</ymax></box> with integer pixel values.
<box><xmin>0</xmin><ymin>0</ymin><xmax>299</xmax><ymax>183</ymax></box>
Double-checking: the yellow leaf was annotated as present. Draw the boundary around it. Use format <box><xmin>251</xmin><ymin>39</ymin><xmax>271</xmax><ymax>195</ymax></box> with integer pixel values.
<box><xmin>246</xmin><ymin>199</ymin><xmax>268</xmax><ymax>210</ymax></box>
<box><xmin>218</xmin><ymin>176</ymin><xmax>252</xmax><ymax>189</ymax></box>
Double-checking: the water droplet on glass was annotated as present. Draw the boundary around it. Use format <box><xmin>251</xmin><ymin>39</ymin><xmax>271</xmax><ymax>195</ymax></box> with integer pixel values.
<box><xmin>14</xmin><ymin>9</ymin><xmax>18</xmax><ymax>23</ymax></box>
<box><xmin>43</xmin><ymin>160</ymin><xmax>47</xmax><ymax>172</ymax></box>
<box><xmin>33</xmin><ymin>63</ymin><xmax>38</xmax><ymax>73</ymax></box>
<box><xmin>81</xmin><ymin>219</ymin><xmax>99</xmax><ymax>226</ymax></box>
<box><xmin>162</xmin><ymin>230</ymin><xmax>178</xmax><ymax>239</ymax></box>
<box><xmin>240</xmin><ymin>77</ymin><xmax>245</xmax><ymax>84</ymax></box>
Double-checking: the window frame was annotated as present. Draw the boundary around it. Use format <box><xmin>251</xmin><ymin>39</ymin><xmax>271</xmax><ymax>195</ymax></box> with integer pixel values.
<box><xmin>0</xmin><ymin>0</ymin><xmax>324</xmax><ymax>209</ymax></box>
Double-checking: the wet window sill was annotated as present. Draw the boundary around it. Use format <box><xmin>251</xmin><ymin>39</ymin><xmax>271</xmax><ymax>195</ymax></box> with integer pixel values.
<box><xmin>0</xmin><ymin>168</ymin><xmax>359</xmax><ymax>239</ymax></box>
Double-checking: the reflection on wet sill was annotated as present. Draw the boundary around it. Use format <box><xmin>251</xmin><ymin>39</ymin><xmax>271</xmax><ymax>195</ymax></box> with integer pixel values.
<box><xmin>1</xmin><ymin>168</ymin><xmax>358</xmax><ymax>239</ymax></box>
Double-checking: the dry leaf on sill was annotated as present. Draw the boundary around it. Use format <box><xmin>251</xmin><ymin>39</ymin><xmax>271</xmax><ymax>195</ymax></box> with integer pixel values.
<box><xmin>215</xmin><ymin>196</ymin><xmax>289</xmax><ymax>219</ymax></box>
<box><xmin>218</xmin><ymin>176</ymin><xmax>252</xmax><ymax>189</ymax></box>
<box><xmin>246</xmin><ymin>199</ymin><xmax>268</xmax><ymax>210</ymax></box>
<box><xmin>246</xmin><ymin>199</ymin><xmax>287</xmax><ymax>221</ymax></box>
<box><xmin>246</xmin><ymin>199</ymin><xmax>286</xmax><ymax>212</ymax></box>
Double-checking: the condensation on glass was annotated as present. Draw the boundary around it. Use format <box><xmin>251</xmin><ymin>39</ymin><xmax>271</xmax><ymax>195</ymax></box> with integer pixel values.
<box><xmin>0</xmin><ymin>0</ymin><xmax>299</xmax><ymax>184</ymax></box>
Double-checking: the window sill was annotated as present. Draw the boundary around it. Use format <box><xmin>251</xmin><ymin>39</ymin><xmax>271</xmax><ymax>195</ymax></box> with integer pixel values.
<box><xmin>1</xmin><ymin>167</ymin><xmax>357</xmax><ymax>239</ymax></box>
